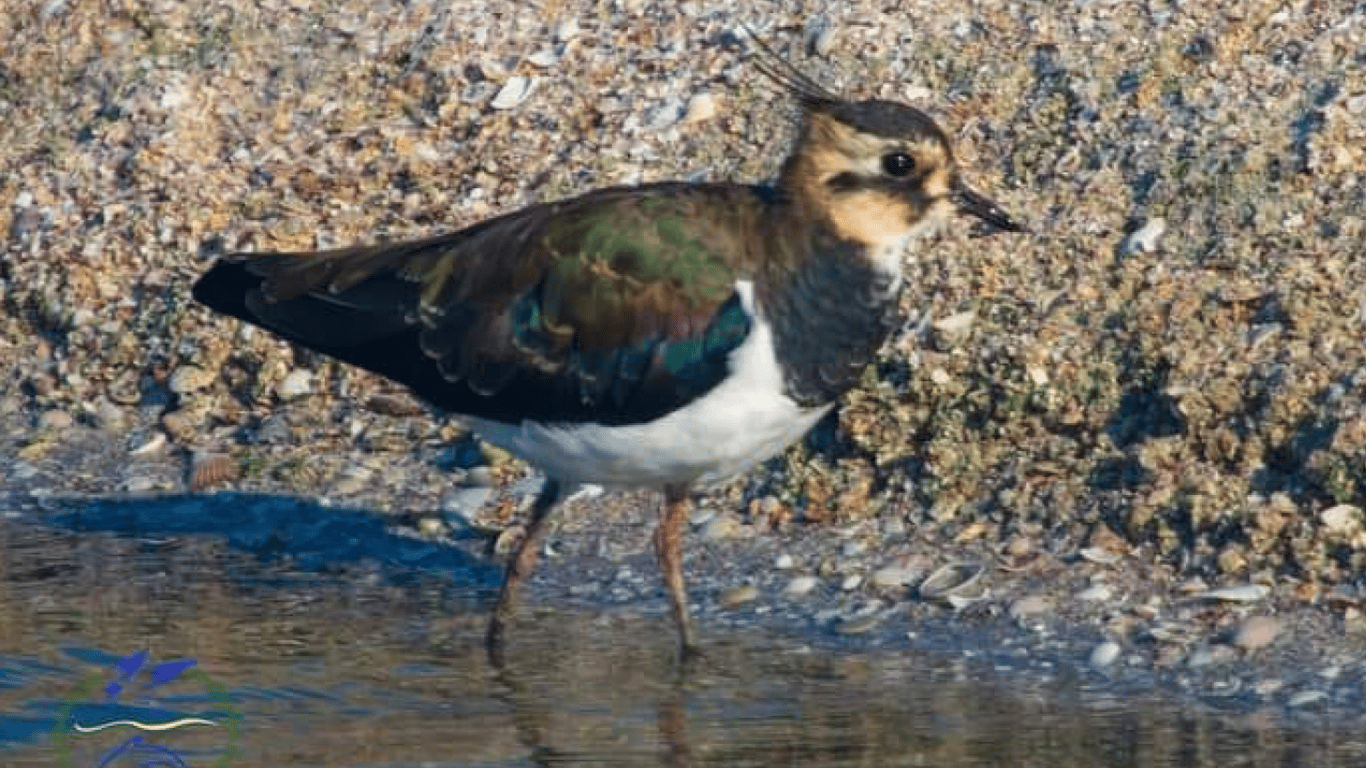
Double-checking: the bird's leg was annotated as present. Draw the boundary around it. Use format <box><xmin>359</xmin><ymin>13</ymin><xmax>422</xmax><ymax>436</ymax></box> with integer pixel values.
<box><xmin>487</xmin><ymin>478</ymin><xmax>564</xmax><ymax>666</ymax></box>
<box><xmin>653</xmin><ymin>483</ymin><xmax>699</xmax><ymax>658</ymax></box>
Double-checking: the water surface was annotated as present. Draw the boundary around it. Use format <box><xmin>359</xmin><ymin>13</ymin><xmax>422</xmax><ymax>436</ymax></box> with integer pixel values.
<box><xmin>0</xmin><ymin>498</ymin><xmax>1361</xmax><ymax>767</ymax></box>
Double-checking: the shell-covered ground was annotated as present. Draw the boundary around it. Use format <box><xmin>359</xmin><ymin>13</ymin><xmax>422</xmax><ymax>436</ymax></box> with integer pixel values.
<box><xmin>3</xmin><ymin>1</ymin><xmax>1365</xmax><ymax>671</ymax></box>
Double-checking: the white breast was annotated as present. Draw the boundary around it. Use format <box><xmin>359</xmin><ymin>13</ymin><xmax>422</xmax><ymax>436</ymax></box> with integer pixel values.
<box><xmin>463</xmin><ymin>281</ymin><xmax>831</xmax><ymax>487</ymax></box>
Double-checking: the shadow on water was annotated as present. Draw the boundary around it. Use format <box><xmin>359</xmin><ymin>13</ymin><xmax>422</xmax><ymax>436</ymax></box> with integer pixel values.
<box><xmin>0</xmin><ymin>495</ymin><xmax>1364</xmax><ymax>767</ymax></box>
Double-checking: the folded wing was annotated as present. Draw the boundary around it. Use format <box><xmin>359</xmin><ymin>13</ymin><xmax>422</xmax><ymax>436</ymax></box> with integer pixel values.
<box><xmin>191</xmin><ymin>183</ymin><xmax>771</xmax><ymax>425</ymax></box>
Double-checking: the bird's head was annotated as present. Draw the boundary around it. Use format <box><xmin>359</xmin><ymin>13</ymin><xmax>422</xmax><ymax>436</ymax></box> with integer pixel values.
<box><xmin>753</xmin><ymin>35</ymin><xmax>1023</xmax><ymax>263</ymax></box>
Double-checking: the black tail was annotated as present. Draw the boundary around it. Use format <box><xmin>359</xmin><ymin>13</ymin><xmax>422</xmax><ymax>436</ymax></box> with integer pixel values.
<box><xmin>191</xmin><ymin>260</ymin><xmax>268</xmax><ymax>327</ymax></box>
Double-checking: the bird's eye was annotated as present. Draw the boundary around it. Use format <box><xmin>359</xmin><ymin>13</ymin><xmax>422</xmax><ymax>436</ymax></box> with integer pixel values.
<box><xmin>882</xmin><ymin>152</ymin><xmax>916</xmax><ymax>177</ymax></box>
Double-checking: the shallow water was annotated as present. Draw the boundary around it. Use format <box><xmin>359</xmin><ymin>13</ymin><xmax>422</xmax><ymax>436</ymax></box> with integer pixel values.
<box><xmin>1</xmin><ymin>498</ymin><xmax>1363</xmax><ymax>768</ymax></box>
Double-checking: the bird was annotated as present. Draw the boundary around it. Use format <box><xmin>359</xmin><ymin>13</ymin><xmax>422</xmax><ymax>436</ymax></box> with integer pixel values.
<box><xmin>190</xmin><ymin>35</ymin><xmax>1023</xmax><ymax>663</ymax></box>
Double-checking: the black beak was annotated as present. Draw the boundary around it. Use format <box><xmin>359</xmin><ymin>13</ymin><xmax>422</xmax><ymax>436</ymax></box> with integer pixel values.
<box><xmin>953</xmin><ymin>183</ymin><xmax>1025</xmax><ymax>233</ymax></box>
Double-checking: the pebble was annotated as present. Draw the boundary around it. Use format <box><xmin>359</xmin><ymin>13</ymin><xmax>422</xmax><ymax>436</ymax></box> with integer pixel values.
<box><xmin>443</xmin><ymin>487</ymin><xmax>493</xmax><ymax>518</ymax></box>
<box><xmin>465</xmin><ymin>466</ymin><xmax>495</xmax><ymax>487</ymax></box>
<box><xmin>1079</xmin><ymin>546</ymin><xmax>1122</xmax><ymax>565</ymax></box>
<box><xmin>718</xmin><ymin>584</ymin><xmax>758</xmax><ymax>609</ymax></box>
<box><xmin>38</xmin><ymin>409</ymin><xmax>74</xmax><ymax>430</ymax></box>
<box><xmin>835</xmin><ymin>613</ymin><xmax>881</xmax><ymax>635</ymax></box>
<box><xmin>1320</xmin><ymin>504</ymin><xmax>1363</xmax><ymax>535</ymax></box>
<box><xmin>525</xmin><ymin>48</ymin><xmax>559</xmax><ymax>68</ymax></box>
<box><xmin>122</xmin><ymin>475</ymin><xmax>157</xmax><ymax>493</ymax></box>
<box><xmin>1188</xmin><ymin>645</ymin><xmax>1238</xmax><ymax>668</ymax></box>
<box><xmin>330</xmin><ymin>474</ymin><xmax>369</xmax><ymax>497</ymax></box>
<box><xmin>930</xmin><ymin>310</ymin><xmax>976</xmax><ymax>350</ymax></box>
<box><xmin>276</xmin><ymin>369</ymin><xmax>313</xmax><ymax>400</ymax></box>
<box><xmin>919</xmin><ymin>561</ymin><xmax>984</xmax><ymax>601</ymax></box>
<box><xmin>1122</xmin><ymin>217</ymin><xmax>1166</xmax><ymax>255</ymax></box>
<box><xmin>1076</xmin><ymin>583</ymin><xmax>1113</xmax><ymax>602</ymax></box>
<box><xmin>689</xmin><ymin>507</ymin><xmax>717</xmax><ymax>527</ymax></box>
<box><xmin>491</xmin><ymin>76</ymin><xmax>535</xmax><ymax>110</ymax></box>
<box><xmin>168</xmin><ymin>365</ymin><xmax>213</xmax><ymax>395</ymax></box>
<box><xmin>869</xmin><ymin>559</ymin><xmax>921</xmax><ymax>588</ymax></box>
<box><xmin>681</xmin><ymin>92</ymin><xmax>720</xmax><ymax>125</ymax></box>
<box><xmin>700</xmin><ymin>513</ymin><xmax>744</xmax><ymax>541</ymax></box>
<box><xmin>253</xmin><ymin>414</ymin><xmax>292</xmax><ymax>444</ymax></box>
<box><xmin>1286</xmin><ymin>689</ymin><xmax>1328</xmax><ymax>708</ymax></box>
<box><xmin>87</xmin><ymin>399</ymin><xmax>126</xmax><ymax>430</ymax></box>
<box><xmin>1193</xmin><ymin>584</ymin><xmax>1270</xmax><ymax>603</ymax></box>
<box><xmin>784</xmin><ymin>575</ymin><xmax>818</xmax><ymax>596</ymax></box>
<box><xmin>774</xmin><ymin>553</ymin><xmax>795</xmax><ymax>570</ymax></box>
<box><xmin>417</xmin><ymin>517</ymin><xmax>446</xmax><ymax>537</ymax></box>
<box><xmin>1009</xmin><ymin>595</ymin><xmax>1052</xmax><ymax>620</ymax></box>
<box><xmin>840</xmin><ymin>574</ymin><xmax>863</xmax><ymax>591</ymax></box>
<box><xmin>1089</xmin><ymin>641</ymin><xmax>1122</xmax><ymax>669</ymax></box>
<box><xmin>1233</xmin><ymin>615</ymin><xmax>1282</xmax><ymax>651</ymax></box>
<box><xmin>554</xmin><ymin>18</ymin><xmax>579</xmax><ymax>42</ymax></box>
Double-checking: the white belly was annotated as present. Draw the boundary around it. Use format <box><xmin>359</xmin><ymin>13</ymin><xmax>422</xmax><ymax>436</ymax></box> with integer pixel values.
<box><xmin>463</xmin><ymin>281</ymin><xmax>831</xmax><ymax>487</ymax></box>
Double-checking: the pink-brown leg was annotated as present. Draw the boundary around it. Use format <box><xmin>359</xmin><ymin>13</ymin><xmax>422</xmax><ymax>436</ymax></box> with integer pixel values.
<box><xmin>486</xmin><ymin>479</ymin><xmax>563</xmax><ymax>667</ymax></box>
<box><xmin>653</xmin><ymin>484</ymin><xmax>699</xmax><ymax>658</ymax></box>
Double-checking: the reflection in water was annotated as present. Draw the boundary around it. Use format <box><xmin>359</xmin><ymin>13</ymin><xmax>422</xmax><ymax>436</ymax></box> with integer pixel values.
<box><xmin>0</xmin><ymin>504</ymin><xmax>1362</xmax><ymax>767</ymax></box>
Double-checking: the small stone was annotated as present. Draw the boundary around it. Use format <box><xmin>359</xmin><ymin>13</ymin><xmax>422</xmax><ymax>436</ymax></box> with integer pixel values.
<box><xmin>554</xmin><ymin>18</ymin><xmax>580</xmax><ymax>41</ymax></box>
<box><xmin>1122</xmin><ymin>217</ymin><xmax>1166</xmax><ymax>255</ymax></box>
<box><xmin>689</xmin><ymin>507</ymin><xmax>717</xmax><ymax>527</ymax></box>
<box><xmin>1188</xmin><ymin>645</ymin><xmax>1237</xmax><ymax>668</ymax></box>
<box><xmin>681</xmin><ymin>92</ymin><xmax>720</xmax><ymax>125</ymax></box>
<box><xmin>1193</xmin><ymin>584</ymin><xmax>1270</xmax><ymax>603</ymax></box>
<box><xmin>930</xmin><ymin>310</ymin><xmax>975</xmax><ymax>350</ymax></box>
<box><xmin>836</xmin><ymin>613</ymin><xmax>881</xmax><ymax>635</ymax></box>
<box><xmin>443</xmin><ymin>486</ymin><xmax>492</xmax><ymax>517</ymax></box>
<box><xmin>1252</xmin><ymin>678</ymin><xmax>1284</xmax><ymax>697</ymax></box>
<box><xmin>719</xmin><ymin>584</ymin><xmax>758</xmax><ymax>608</ymax></box>
<box><xmin>1320</xmin><ymin>504</ymin><xmax>1363</xmax><ymax>536</ymax></box>
<box><xmin>465</xmin><ymin>466</ymin><xmax>495</xmax><ymax>487</ymax></box>
<box><xmin>1286</xmin><ymin>690</ymin><xmax>1327</xmax><ymax>708</ymax></box>
<box><xmin>525</xmin><ymin>48</ymin><xmax>559</xmax><ymax>68</ymax></box>
<box><xmin>840</xmin><ymin>574</ymin><xmax>863</xmax><ymax>591</ymax></box>
<box><xmin>87</xmin><ymin>399</ymin><xmax>126</xmax><ymax>430</ymax></box>
<box><xmin>122</xmin><ymin>476</ymin><xmax>157</xmax><ymax>493</ymax></box>
<box><xmin>491</xmin><ymin>76</ymin><xmax>535</xmax><ymax>110</ymax></box>
<box><xmin>1076</xmin><ymin>583</ymin><xmax>1113</xmax><ymax>602</ymax></box>
<box><xmin>38</xmin><ymin>409</ymin><xmax>74</xmax><ymax>430</ymax></box>
<box><xmin>870</xmin><ymin>559</ymin><xmax>922</xmax><ymax>588</ymax></box>
<box><xmin>1089</xmin><ymin>640</ymin><xmax>1121</xmax><ymax>669</ymax></box>
<box><xmin>784</xmin><ymin>575</ymin><xmax>818</xmax><ymax>596</ymax></box>
<box><xmin>1233</xmin><ymin>615</ymin><xmax>1282</xmax><ymax>651</ymax></box>
<box><xmin>774</xmin><ymin>553</ymin><xmax>795</xmax><ymax>570</ymax></box>
<box><xmin>330</xmin><ymin>474</ymin><xmax>369</xmax><ymax>496</ymax></box>
<box><xmin>840</xmin><ymin>540</ymin><xmax>866</xmax><ymax>558</ymax></box>
<box><xmin>417</xmin><ymin>517</ymin><xmax>446</xmax><ymax>537</ymax></box>
<box><xmin>275</xmin><ymin>369</ymin><xmax>312</xmax><ymax>400</ymax></box>
<box><xmin>1009</xmin><ymin>594</ymin><xmax>1052</xmax><ymax>620</ymax></box>
<box><xmin>168</xmin><ymin>365</ymin><xmax>213</xmax><ymax>395</ymax></box>
<box><xmin>700</xmin><ymin>513</ymin><xmax>743</xmax><ymax>541</ymax></box>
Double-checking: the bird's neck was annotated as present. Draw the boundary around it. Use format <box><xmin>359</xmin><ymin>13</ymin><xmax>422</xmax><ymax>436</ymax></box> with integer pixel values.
<box><xmin>753</xmin><ymin>211</ymin><xmax>904</xmax><ymax>408</ymax></box>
